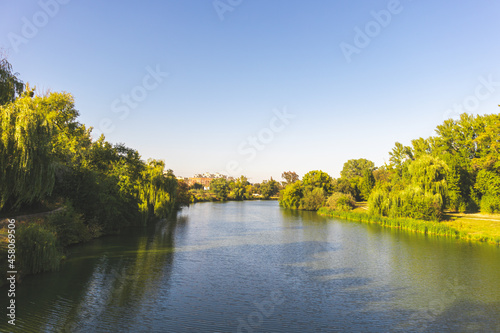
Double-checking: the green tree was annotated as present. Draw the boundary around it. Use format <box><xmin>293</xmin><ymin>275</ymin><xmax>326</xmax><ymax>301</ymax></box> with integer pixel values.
<box><xmin>281</xmin><ymin>171</ymin><xmax>299</xmax><ymax>185</ymax></box>
<box><xmin>367</xmin><ymin>110</ymin><xmax>500</xmax><ymax>218</ymax></box>
<box><xmin>331</xmin><ymin>177</ymin><xmax>357</xmax><ymax>197</ymax></box>
<box><xmin>359</xmin><ymin>168</ymin><xmax>375</xmax><ymax>201</ymax></box>
<box><xmin>389</xmin><ymin>142</ymin><xmax>412</xmax><ymax>178</ymax></box>
<box><xmin>369</xmin><ymin>155</ymin><xmax>449</xmax><ymax>221</ymax></box>
<box><xmin>302</xmin><ymin>170</ymin><xmax>333</xmax><ymax>194</ymax></box>
<box><xmin>279</xmin><ymin>181</ymin><xmax>303</xmax><ymax>209</ymax></box>
<box><xmin>372</xmin><ymin>165</ymin><xmax>392</xmax><ymax>188</ymax></box>
<box><xmin>176</xmin><ymin>180</ymin><xmax>191</xmax><ymax>208</ymax></box>
<box><xmin>475</xmin><ymin>169</ymin><xmax>500</xmax><ymax>213</ymax></box>
<box><xmin>0</xmin><ymin>58</ymin><xmax>24</xmax><ymax>105</ymax></box>
<box><xmin>411</xmin><ymin>138</ymin><xmax>431</xmax><ymax>159</ymax></box>
<box><xmin>260</xmin><ymin>178</ymin><xmax>279</xmax><ymax>199</ymax></box>
<box><xmin>210</xmin><ymin>177</ymin><xmax>229</xmax><ymax>201</ymax></box>
<box><xmin>244</xmin><ymin>184</ymin><xmax>254</xmax><ymax>199</ymax></box>
<box><xmin>473</xmin><ymin>113</ymin><xmax>500</xmax><ymax>172</ymax></box>
<box><xmin>138</xmin><ymin>160</ymin><xmax>177</xmax><ymax>222</ymax></box>
<box><xmin>446</xmin><ymin>164</ymin><xmax>465</xmax><ymax>211</ymax></box>
<box><xmin>300</xmin><ymin>187</ymin><xmax>325</xmax><ymax>211</ymax></box>
<box><xmin>434</xmin><ymin>113</ymin><xmax>485</xmax><ymax>161</ymax></box>
<box><xmin>326</xmin><ymin>192</ymin><xmax>356</xmax><ymax>211</ymax></box>
<box><xmin>340</xmin><ymin>158</ymin><xmax>375</xmax><ymax>179</ymax></box>
<box><xmin>0</xmin><ymin>88</ymin><xmax>58</xmax><ymax>210</ymax></box>
<box><xmin>475</xmin><ymin>169</ymin><xmax>500</xmax><ymax>197</ymax></box>
<box><xmin>407</xmin><ymin>155</ymin><xmax>448</xmax><ymax>198</ymax></box>
<box><xmin>230</xmin><ymin>176</ymin><xmax>248</xmax><ymax>200</ymax></box>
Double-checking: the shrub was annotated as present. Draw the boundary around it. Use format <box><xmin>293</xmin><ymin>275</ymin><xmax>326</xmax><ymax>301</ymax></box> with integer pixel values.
<box><xmin>368</xmin><ymin>187</ymin><xmax>444</xmax><ymax>221</ymax></box>
<box><xmin>475</xmin><ymin>170</ymin><xmax>500</xmax><ymax>214</ymax></box>
<box><xmin>299</xmin><ymin>187</ymin><xmax>325</xmax><ymax>211</ymax></box>
<box><xmin>46</xmin><ymin>204</ymin><xmax>92</xmax><ymax>247</ymax></box>
<box><xmin>389</xmin><ymin>188</ymin><xmax>443</xmax><ymax>221</ymax></box>
<box><xmin>326</xmin><ymin>192</ymin><xmax>356</xmax><ymax>212</ymax></box>
<box><xmin>17</xmin><ymin>224</ymin><xmax>61</xmax><ymax>275</ymax></box>
<box><xmin>458</xmin><ymin>201</ymin><xmax>467</xmax><ymax>213</ymax></box>
<box><xmin>480</xmin><ymin>194</ymin><xmax>500</xmax><ymax>214</ymax></box>
<box><xmin>367</xmin><ymin>189</ymin><xmax>390</xmax><ymax>216</ymax></box>
<box><xmin>279</xmin><ymin>181</ymin><xmax>303</xmax><ymax>209</ymax></box>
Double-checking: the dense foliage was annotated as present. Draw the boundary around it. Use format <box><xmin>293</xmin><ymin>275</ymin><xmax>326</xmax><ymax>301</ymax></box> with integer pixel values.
<box><xmin>280</xmin><ymin>110</ymin><xmax>500</xmax><ymax>220</ymax></box>
<box><xmin>326</xmin><ymin>192</ymin><xmax>356</xmax><ymax>212</ymax></box>
<box><xmin>0</xmin><ymin>59</ymin><xmax>190</xmax><ymax>273</ymax></box>
<box><xmin>367</xmin><ymin>112</ymin><xmax>500</xmax><ymax>219</ymax></box>
<box><xmin>259</xmin><ymin>178</ymin><xmax>279</xmax><ymax>199</ymax></box>
<box><xmin>16</xmin><ymin>223</ymin><xmax>61</xmax><ymax>275</ymax></box>
<box><xmin>0</xmin><ymin>58</ymin><xmax>24</xmax><ymax>105</ymax></box>
<box><xmin>186</xmin><ymin>176</ymin><xmax>281</xmax><ymax>202</ymax></box>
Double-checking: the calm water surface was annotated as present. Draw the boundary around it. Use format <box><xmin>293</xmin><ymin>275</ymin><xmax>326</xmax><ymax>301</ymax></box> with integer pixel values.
<box><xmin>2</xmin><ymin>201</ymin><xmax>500</xmax><ymax>332</ymax></box>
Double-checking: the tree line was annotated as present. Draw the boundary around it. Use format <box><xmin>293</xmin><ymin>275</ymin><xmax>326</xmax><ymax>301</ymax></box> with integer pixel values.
<box><xmin>280</xmin><ymin>110</ymin><xmax>500</xmax><ymax>221</ymax></box>
<box><xmin>0</xmin><ymin>58</ymin><xmax>190</xmax><ymax>262</ymax></box>
<box><xmin>187</xmin><ymin>176</ymin><xmax>282</xmax><ymax>202</ymax></box>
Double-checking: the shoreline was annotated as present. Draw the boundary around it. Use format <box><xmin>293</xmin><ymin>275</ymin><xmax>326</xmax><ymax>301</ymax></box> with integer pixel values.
<box><xmin>317</xmin><ymin>207</ymin><xmax>500</xmax><ymax>246</ymax></box>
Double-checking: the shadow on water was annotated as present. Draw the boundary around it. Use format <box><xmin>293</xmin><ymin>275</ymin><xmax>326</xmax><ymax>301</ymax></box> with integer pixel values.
<box><xmin>394</xmin><ymin>299</ymin><xmax>500</xmax><ymax>333</ymax></box>
<box><xmin>279</xmin><ymin>206</ymin><xmax>330</xmax><ymax>224</ymax></box>
<box><xmin>0</xmin><ymin>214</ymin><xmax>187</xmax><ymax>333</ymax></box>
<box><xmin>2</xmin><ymin>201</ymin><xmax>500</xmax><ymax>332</ymax></box>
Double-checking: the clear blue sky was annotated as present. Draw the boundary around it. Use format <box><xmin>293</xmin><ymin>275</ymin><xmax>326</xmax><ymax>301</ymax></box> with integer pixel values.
<box><xmin>1</xmin><ymin>0</ymin><xmax>500</xmax><ymax>182</ymax></box>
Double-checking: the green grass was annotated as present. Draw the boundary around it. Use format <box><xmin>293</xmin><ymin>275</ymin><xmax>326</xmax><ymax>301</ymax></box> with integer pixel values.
<box><xmin>442</xmin><ymin>212</ymin><xmax>500</xmax><ymax>243</ymax></box>
<box><xmin>318</xmin><ymin>207</ymin><xmax>500</xmax><ymax>246</ymax></box>
<box><xmin>351</xmin><ymin>201</ymin><xmax>368</xmax><ymax>213</ymax></box>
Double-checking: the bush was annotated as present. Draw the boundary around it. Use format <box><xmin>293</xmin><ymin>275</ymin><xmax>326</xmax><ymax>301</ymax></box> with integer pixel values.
<box><xmin>46</xmin><ymin>204</ymin><xmax>92</xmax><ymax>247</ymax></box>
<box><xmin>279</xmin><ymin>181</ymin><xmax>303</xmax><ymax>209</ymax></box>
<box><xmin>367</xmin><ymin>189</ymin><xmax>391</xmax><ymax>216</ymax></box>
<box><xmin>17</xmin><ymin>224</ymin><xmax>61</xmax><ymax>275</ymax></box>
<box><xmin>389</xmin><ymin>188</ymin><xmax>443</xmax><ymax>221</ymax></box>
<box><xmin>326</xmin><ymin>192</ymin><xmax>356</xmax><ymax>212</ymax></box>
<box><xmin>368</xmin><ymin>187</ymin><xmax>444</xmax><ymax>221</ymax></box>
<box><xmin>457</xmin><ymin>201</ymin><xmax>467</xmax><ymax>213</ymax></box>
<box><xmin>480</xmin><ymin>194</ymin><xmax>500</xmax><ymax>214</ymax></box>
<box><xmin>299</xmin><ymin>187</ymin><xmax>325</xmax><ymax>211</ymax></box>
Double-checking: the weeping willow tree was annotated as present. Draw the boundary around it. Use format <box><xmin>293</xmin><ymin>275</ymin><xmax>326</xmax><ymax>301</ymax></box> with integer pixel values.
<box><xmin>138</xmin><ymin>159</ymin><xmax>177</xmax><ymax>223</ymax></box>
<box><xmin>0</xmin><ymin>57</ymin><xmax>24</xmax><ymax>106</ymax></box>
<box><xmin>407</xmin><ymin>155</ymin><xmax>448</xmax><ymax>197</ymax></box>
<box><xmin>0</xmin><ymin>88</ymin><xmax>57</xmax><ymax>211</ymax></box>
<box><xmin>368</xmin><ymin>155</ymin><xmax>448</xmax><ymax>221</ymax></box>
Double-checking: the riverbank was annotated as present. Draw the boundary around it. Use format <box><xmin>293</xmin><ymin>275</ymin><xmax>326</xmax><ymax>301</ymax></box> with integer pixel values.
<box><xmin>317</xmin><ymin>207</ymin><xmax>500</xmax><ymax>246</ymax></box>
<box><xmin>0</xmin><ymin>210</ymin><xmax>63</xmax><ymax>287</ymax></box>
<box><xmin>4</xmin><ymin>200</ymin><xmax>500</xmax><ymax>332</ymax></box>
<box><xmin>189</xmin><ymin>189</ymin><xmax>279</xmax><ymax>203</ymax></box>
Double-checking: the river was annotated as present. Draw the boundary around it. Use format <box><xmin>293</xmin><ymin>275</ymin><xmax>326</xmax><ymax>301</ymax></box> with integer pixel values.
<box><xmin>1</xmin><ymin>201</ymin><xmax>500</xmax><ymax>332</ymax></box>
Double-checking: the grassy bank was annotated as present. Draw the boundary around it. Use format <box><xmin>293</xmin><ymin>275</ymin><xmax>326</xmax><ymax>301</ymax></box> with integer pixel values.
<box><xmin>0</xmin><ymin>214</ymin><xmax>63</xmax><ymax>287</ymax></box>
<box><xmin>317</xmin><ymin>207</ymin><xmax>500</xmax><ymax>246</ymax></box>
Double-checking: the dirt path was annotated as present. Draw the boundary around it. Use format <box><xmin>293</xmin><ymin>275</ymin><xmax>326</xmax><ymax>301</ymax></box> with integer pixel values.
<box><xmin>445</xmin><ymin>212</ymin><xmax>500</xmax><ymax>222</ymax></box>
<box><xmin>0</xmin><ymin>207</ymin><xmax>65</xmax><ymax>226</ymax></box>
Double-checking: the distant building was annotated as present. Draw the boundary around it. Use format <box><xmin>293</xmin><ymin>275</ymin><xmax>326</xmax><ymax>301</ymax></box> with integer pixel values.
<box><xmin>214</xmin><ymin>172</ymin><xmax>226</xmax><ymax>179</ymax></box>
<box><xmin>187</xmin><ymin>177</ymin><xmax>213</xmax><ymax>188</ymax></box>
<box><xmin>185</xmin><ymin>172</ymin><xmax>228</xmax><ymax>189</ymax></box>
